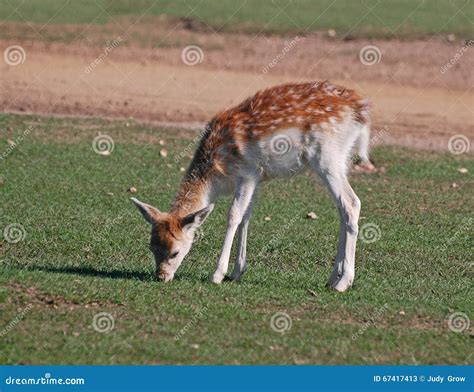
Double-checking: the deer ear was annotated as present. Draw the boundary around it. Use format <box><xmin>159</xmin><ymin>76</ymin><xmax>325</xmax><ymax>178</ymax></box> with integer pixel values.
<box><xmin>131</xmin><ymin>198</ymin><xmax>161</xmax><ymax>225</ymax></box>
<box><xmin>181</xmin><ymin>204</ymin><xmax>214</xmax><ymax>231</ymax></box>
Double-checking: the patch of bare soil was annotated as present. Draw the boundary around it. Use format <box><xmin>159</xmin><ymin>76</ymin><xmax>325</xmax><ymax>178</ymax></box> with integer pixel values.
<box><xmin>5</xmin><ymin>282</ymin><xmax>124</xmax><ymax>309</ymax></box>
<box><xmin>0</xmin><ymin>19</ymin><xmax>472</xmax><ymax>150</ymax></box>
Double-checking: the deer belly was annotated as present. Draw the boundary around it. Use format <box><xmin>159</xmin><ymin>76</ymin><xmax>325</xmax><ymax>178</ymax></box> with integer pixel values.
<box><xmin>255</xmin><ymin>128</ymin><xmax>310</xmax><ymax>178</ymax></box>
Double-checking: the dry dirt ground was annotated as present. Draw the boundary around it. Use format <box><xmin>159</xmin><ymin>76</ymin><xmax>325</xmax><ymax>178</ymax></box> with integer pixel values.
<box><xmin>0</xmin><ymin>22</ymin><xmax>472</xmax><ymax>150</ymax></box>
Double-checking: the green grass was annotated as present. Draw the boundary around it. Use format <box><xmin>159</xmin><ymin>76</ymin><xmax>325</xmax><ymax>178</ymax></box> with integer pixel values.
<box><xmin>0</xmin><ymin>0</ymin><xmax>472</xmax><ymax>38</ymax></box>
<box><xmin>0</xmin><ymin>113</ymin><xmax>472</xmax><ymax>365</ymax></box>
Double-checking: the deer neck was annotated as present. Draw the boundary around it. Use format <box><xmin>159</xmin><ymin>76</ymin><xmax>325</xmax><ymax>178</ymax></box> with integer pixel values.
<box><xmin>171</xmin><ymin>160</ymin><xmax>218</xmax><ymax>217</ymax></box>
<box><xmin>171</xmin><ymin>124</ymin><xmax>226</xmax><ymax>216</ymax></box>
<box><xmin>171</xmin><ymin>177</ymin><xmax>212</xmax><ymax>216</ymax></box>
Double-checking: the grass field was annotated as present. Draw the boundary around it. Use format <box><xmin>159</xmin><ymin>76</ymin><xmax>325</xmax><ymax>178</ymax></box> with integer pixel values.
<box><xmin>0</xmin><ymin>0</ymin><xmax>472</xmax><ymax>37</ymax></box>
<box><xmin>0</xmin><ymin>113</ymin><xmax>472</xmax><ymax>364</ymax></box>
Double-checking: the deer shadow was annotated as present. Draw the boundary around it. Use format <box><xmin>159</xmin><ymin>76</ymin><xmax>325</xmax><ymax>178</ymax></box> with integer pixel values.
<box><xmin>21</xmin><ymin>265</ymin><xmax>153</xmax><ymax>282</ymax></box>
<box><xmin>16</xmin><ymin>264</ymin><xmax>203</xmax><ymax>283</ymax></box>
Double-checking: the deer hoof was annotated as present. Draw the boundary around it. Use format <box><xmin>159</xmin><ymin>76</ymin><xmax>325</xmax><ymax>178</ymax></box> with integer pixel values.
<box><xmin>330</xmin><ymin>275</ymin><xmax>354</xmax><ymax>292</ymax></box>
<box><xmin>210</xmin><ymin>272</ymin><xmax>225</xmax><ymax>284</ymax></box>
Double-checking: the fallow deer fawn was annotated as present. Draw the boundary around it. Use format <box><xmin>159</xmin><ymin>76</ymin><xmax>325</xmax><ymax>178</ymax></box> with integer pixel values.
<box><xmin>132</xmin><ymin>82</ymin><xmax>372</xmax><ymax>292</ymax></box>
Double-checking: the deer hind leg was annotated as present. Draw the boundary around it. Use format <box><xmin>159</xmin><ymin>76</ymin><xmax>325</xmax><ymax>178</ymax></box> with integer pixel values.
<box><xmin>228</xmin><ymin>193</ymin><xmax>255</xmax><ymax>281</ymax></box>
<box><xmin>211</xmin><ymin>177</ymin><xmax>257</xmax><ymax>284</ymax></box>
<box><xmin>353</xmin><ymin>124</ymin><xmax>375</xmax><ymax>172</ymax></box>
<box><xmin>311</xmin><ymin>160</ymin><xmax>361</xmax><ymax>292</ymax></box>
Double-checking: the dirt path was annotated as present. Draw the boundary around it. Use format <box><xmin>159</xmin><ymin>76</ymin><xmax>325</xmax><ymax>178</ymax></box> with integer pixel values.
<box><xmin>1</xmin><ymin>37</ymin><xmax>472</xmax><ymax>150</ymax></box>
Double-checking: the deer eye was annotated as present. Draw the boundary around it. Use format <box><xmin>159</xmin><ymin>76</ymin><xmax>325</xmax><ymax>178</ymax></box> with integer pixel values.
<box><xmin>169</xmin><ymin>251</ymin><xmax>179</xmax><ymax>259</ymax></box>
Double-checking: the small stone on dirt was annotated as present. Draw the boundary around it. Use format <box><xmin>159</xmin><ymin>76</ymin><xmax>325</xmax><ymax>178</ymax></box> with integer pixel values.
<box><xmin>159</xmin><ymin>139</ymin><xmax>165</xmax><ymax>146</ymax></box>
<box><xmin>327</xmin><ymin>29</ymin><xmax>336</xmax><ymax>38</ymax></box>
<box><xmin>451</xmin><ymin>182</ymin><xmax>458</xmax><ymax>188</ymax></box>
<box><xmin>307</xmin><ymin>211</ymin><xmax>318</xmax><ymax>220</ymax></box>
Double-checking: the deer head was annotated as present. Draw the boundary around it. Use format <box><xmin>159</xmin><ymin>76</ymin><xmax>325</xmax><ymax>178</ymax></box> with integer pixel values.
<box><xmin>131</xmin><ymin>198</ymin><xmax>214</xmax><ymax>281</ymax></box>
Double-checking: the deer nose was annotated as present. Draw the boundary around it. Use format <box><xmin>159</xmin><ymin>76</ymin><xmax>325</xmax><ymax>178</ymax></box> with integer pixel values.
<box><xmin>156</xmin><ymin>271</ymin><xmax>174</xmax><ymax>282</ymax></box>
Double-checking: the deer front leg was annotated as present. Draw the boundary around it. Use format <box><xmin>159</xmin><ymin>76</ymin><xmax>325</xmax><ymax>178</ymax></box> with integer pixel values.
<box><xmin>211</xmin><ymin>178</ymin><xmax>257</xmax><ymax>284</ymax></box>
<box><xmin>324</xmin><ymin>174</ymin><xmax>360</xmax><ymax>292</ymax></box>
<box><xmin>228</xmin><ymin>195</ymin><xmax>255</xmax><ymax>281</ymax></box>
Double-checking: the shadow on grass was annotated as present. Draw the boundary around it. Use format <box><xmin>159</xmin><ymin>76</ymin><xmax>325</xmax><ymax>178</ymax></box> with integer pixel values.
<box><xmin>7</xmin><ymin>264</ymin><xmax>209</xmax><ymax>283</ymax></box>
<box><xmin>18</xmin><ymin>265</ymin><xmax>154</xmax><ymax>282</ymax></box>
